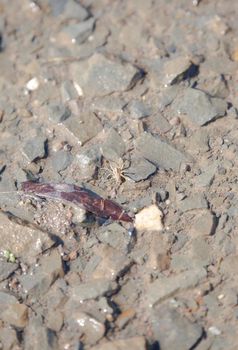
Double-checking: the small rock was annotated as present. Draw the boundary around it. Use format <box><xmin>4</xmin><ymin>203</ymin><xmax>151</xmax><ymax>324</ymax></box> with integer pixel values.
<box><xmin>124</xmin><ymin>157</ymin><xmax>156</xmax><ymax>182</ymax></box>
<box><xmin>90</xmin><ymin>336</ymin><xmax>146</xmax><ymax>350</ymax></box>
<box><xmin>0</xmin><ymin>260</ymin><xmax>18</xmax><ymax>282</ymax></box>
<box><xmin>1</xmin><ymin>303</ymin><xmax>28</xmax><ymax>328</ymax></box>
<box><xmin>115</xmin><ymin>308</ymin><xmax>136</xmax><ymax>329</ymax></box>
<box><xmin>162</xmin><ymin>56</ymin><xmax>196</xmax><ymax>86</ymax></box>
<box><xmin>24</xmin><ymin>315</ymin><xmax>58</xmax><ymax>350</ymax></box>
<box><xmin>62</xmin><ymin>0</ymin><xmax>88</xmax><ymax>21</ymax></box>
<box><xmin>158</xmin><ymin>85</ymin><xmax>181</xmax><ymax>110</ymax></box>
<box><xmin>189</xmin><ymin>237</ymin><xmax>211</xmax><ymax>268</ymax></box>
<box><xmin>22</xmin><ymin>136</ymin><xmax>47</xmax><ymax>162</ymax></box>
<box><xmin>46</xmin><ymin>310</ymin><xmax>64</xmax><ymax>332</ymax></box>
<box><xmin>135</xmin><ymin>133</ymin><xmax>191</xmax><ymax>171</ymax></box>
<box><xmin>51</xmin><ymin>150</ymin><xmax>73</xmax><ymax>173</ymax></box>
<box><xmin>66</xmin><ymin>311</ymin><xmax>105</xmax><ymax>345</ymax></box>
<box><xmin>0</xmin><ymin>327</ymin><xmax>20</xmax><ymax>350</ymax></box>
<box><xmin>101</xmin><ymin>129</ymin><xmax>125</xmax><ymax>161</ymax></box>
<box><xmin>179</xmin><ymin>193</ymin><xmax>208</xmax><ymax>212</ymax></box>
<box><xmin>47</xmin><ymin>102</ymin><xmax>71</xmax><ymax>123</ymax></box>
<box><xmin>70</xmin><ymin>279</ymin><xmax>116</xmax><ymax>301</ymax></box>
<box><xmin>26</xmin><ymin>77</ymin><xmax>39</xmax><ymax>91</ymax></box>
<box><xmin>208</xmin><ymin>326</ymin><xmax>221</xmax><ymax>336</ymax></box>
<box><xmin>69</xmin><ymin>53</ymin><xmax>141</xmax><ymax>97</ymax></box>
<box><xmin>92</xmin><ymin>96</ymin><xmax>126</xmax><ymax>114</ymax></box>
<box><xmin>147</xmin><ymin>267</ymin><xmax>207</xmax><ymax>307</ymax></box>
<box><xmin>188</xmin><ymin>129</ymin><xmax>210</xmax><ymax>153</ymax></box>
<box><xmin>151</xmin><ymin>304</ymin><xmax>203</xmax><ymax>350</ymax></box>
<box><xmin>126</xmin><ymin>99</ymin><xmax>151</xmax><ymax>119</ymax></box>
<box><xmin>0</xmin><ymin>292</ymin><xmax>18</xmax><ymax>313</ymax></box>
<box><xmin>68</xmin><ymin>146</ymin><xmax>101</xmax><ymax>180</ymax></box>
<box><xmin>63</xmin><ymin>112</ymin><xmax>102</xmax><ymax>145</ymax></box>
<box><xmin>135</xmin><ymin>205</ymin><xmax>163</xmax><ymax>232</ymax></box>
<box><xmin>92</xmin><ymin>245</ymin><xmax>131</xmax><ymax>281</ymax></box>
<box><xmin>195</xmin><ymin>164</ymin><xmax>216</xmax><ymax>188</ymax></box>
<box><xmin>191</xmin><ymin>210</ymin><xmax>217</xmax><ymax>236</ymax></box>
<box><xmin>60</xmin><ymin>80</ymin><xmax>79</xmax><ymax>102</ymax></box>
<box><xmin>0</xmin><ymin>212</ymin><xmax>54</xmax><ymax>263</ymax></box>
<box><xmin>175</xmin><ymin>88</ymin><xmax>227</xmax><ymax>126</ymax></box>
<box><xmin>60</xmin><ymin>17</ymin><xmax>95</xmax><ymax>45</ymax></box>
<box><xmin>96</xmin><ymin>222</ymin><xmax>129</xmax><ymax>251</ymax></box>
<box><xmin>20</xmin><ymin>250</ymin><xmax>64</xmax><ymax>298</ymax></box>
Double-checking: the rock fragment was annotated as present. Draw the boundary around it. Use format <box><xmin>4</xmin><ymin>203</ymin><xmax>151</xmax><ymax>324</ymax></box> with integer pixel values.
<box><xmin>179</xmin><ymin>193</ymin><xmax>208</xmax><ymax>212</ymax></box>
<box><xmin>101</xmin><ymin>129</ymin><xmax>125</xmax><ymax>161</ymax></box>
<box><xmin>191</xmin><ymin>210</ymin><xmax>217</xmax><ymax>236</ymax></box>
<box><xmin>0</xmin><ymin>327</ymin><xmax>20</xmax><ymax>350</ymax></box>
<box><xmin>162</xmin><ymin>56</ymin><xmax>196</xmax><ymax>86</ymax></box>
<box><xmin>126</xmin><ymin>99</ymin><xmax>151</xmax><ymax>119</ymax></box>
<box><xmin>20</xmin><ymin>250</ymin><xmax>64</xmax><ymax>297</ymax></box>
<box><xmin>1</xmin><ymin>303</ymin><xmax>28</xmax><ymax>328</ymax></box>
<box><xmin>0</xmin><ymin>260</ymin><xmax>18</xmax><ymax>282</ymax></box>
<box><xmin>63</xmin><ymin>112</ymin><xmax>102</xmax><ymax>145</ymax></box>
<box><xmin>151</xmin><ymin>305</ymin><xmax>203</xmax><ymax>350</ymax></box>
<box><xmin>135</xmin><ymin>133</ymin><xmax>191</xmax><ymax>171</ymax></box>
<box><xmin>92</xmin><ymin>245</ymin><xmax>131</xmax><ymax>280</ymax></box>
<box><xmin>175</xmin><ymin>88</ymin><xmax>227</xmax><ymax>126</ymax></box>
<box><xmin>69</xmin><ymin>53</ymin><xmax>141</xmax><ymax>97</ymax></box>
<box><xmin>0</xmin><ymin>212</ymin><xmax>54</xmax><ymax>262</ymax></box>
<box><xmin>147</xmin><ymin>267</ymin><xmax>207</xmax><ymax>307</ymax></box>
<box><xmin>47</xmin><ymin>102</ymin><xmax>71</xmax><ymax>123</ymax></box>
<box><xmin>22</xmin><ymin>136</ymin><xmax>47</xmax><ymax>162</ymax></box>
<box><xmin>124</xmin><ymin>157</ymin><xmax>156</xmax><ymax>182</ymax></box>
<box><xmin>66</xmin><ymin>311</ymin><xmax>105</xmax><ymax>345</ymax></box>
<box><xmin>70</xmin><ymin>279</ymin><xmax>116</xmax><ymax>301</ymax></box>
<box><xmin>90</xmin><ymin>337</ymin><xmax>146</xmax><ymax>350</ymax></box>
<box><xmin>24</xmin><ymin>315</ymin><xmax>58</xmax><ymax>350</ymax></box>
<box><xmin>51</xmin><ymin>150</ymin><xmax>73</xmax><ymax>173</ymax></box>
<box><xmin>135</xmin><ymin>205</ymin><xmax>163</xmax><ymax>232</ymax></box>
<box><xmin>60</xmin><ymin>18</ymin><xmax>95</xmax><ymax>45</ymax></box>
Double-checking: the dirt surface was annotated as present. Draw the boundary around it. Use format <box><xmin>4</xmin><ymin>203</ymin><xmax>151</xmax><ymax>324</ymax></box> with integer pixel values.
<box><xmin>0</xmin><ymin>0</ymin><xmax>238</xmax><ymax>349</ymax></box>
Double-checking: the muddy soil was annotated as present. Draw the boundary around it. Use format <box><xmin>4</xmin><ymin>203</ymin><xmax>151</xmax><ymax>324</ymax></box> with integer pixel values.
<box><xmin>0</xmin><ymin>0</ymin><xmax>238</xmax><ymax>349</ymax></box>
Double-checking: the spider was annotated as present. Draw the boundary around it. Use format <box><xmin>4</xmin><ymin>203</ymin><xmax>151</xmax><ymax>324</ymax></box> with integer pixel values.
<box><xmin>103</xmin><ymin>158</ymin><xmax>130</xmax><ymax>185</ymax></box>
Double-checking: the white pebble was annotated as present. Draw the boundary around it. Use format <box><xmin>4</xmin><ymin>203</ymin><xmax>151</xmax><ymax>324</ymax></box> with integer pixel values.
<box><xmin>208</xmin><ymin>326</ymin><xmax>221</xmax><ymax>335</ymax></box>
<box><xmin>26</xmin><ymin>77</ymin><xmax>39</xmax><ymax>91</ymax></box>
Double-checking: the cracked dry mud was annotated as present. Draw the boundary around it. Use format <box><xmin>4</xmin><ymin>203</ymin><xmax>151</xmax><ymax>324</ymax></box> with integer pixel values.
<box><xmin>0</xmin><ymin>0</ymin><xmax>238</xmax><ymax>349</ymax></box>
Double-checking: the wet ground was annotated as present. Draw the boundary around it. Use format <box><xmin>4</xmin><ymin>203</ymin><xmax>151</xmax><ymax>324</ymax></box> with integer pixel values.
<box><xmin>0</xmin><ymin>0</ymin><xmax>238</xmax><ymax>349</ymax></box>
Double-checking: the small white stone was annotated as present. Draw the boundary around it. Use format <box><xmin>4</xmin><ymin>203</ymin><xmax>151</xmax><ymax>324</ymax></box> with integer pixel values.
<box><xmin>135</xmin><ymin>204</ymin><xmax>163</xmax><ymax>232</ymax></box>
<box><xmin>26</xmin><ymin>77</ymin><xmax>39</xmax><ymax>91</ymax></box>
<box><xmin>73</xmin><ymin>82</ymin><xmax>84</xmax><ymax>96</ymax></box>
<box><xmin>208</xmin><ymin>326</ymin><xmax>221</xmax><ymax>335</ymax></box>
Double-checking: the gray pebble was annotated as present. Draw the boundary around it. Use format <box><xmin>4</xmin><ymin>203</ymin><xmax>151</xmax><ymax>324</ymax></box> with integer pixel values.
<box><xmin>147</xmin><ymin>267</ymin><xmax>206</xmax><ymax>307</ymax></box>
<box><xmin>19</xmin><ymin>250</ymin><xmax>64</xmax><ymax>298</ymax></box>
<box><xmin>60</xmin><ymin>80</ymin><xmax>79</xmax><ymax>102</ymax></box>
<box><xmin>69</xmin><ymin>53</ymin><xmax>141</xmax><ymax>97</ymax></box>
<box><xmin>123</xmin><ymin>157</ymin><xmax>156</xmax><ymax>182</ymax></box>
<box><xmin>175</xmin><ymin>88</ymin><xmax>227</xmax><ymax>126</ymax></box>
<box><xmin>63</xmin><ymin>112</ymin><xmax>102</xmax><ymax>145</ymax></box>
<box><xmin>22</xmin><ymin>136</ymin><xmax>47</xmax><ymax>162</ymax></box>
<box><xmin>96</xmin><ymin>222</ymin><xmax>129</xmax><ymax>252</ymax></box>
<box><xmin>24</xmin><ymin>315</ymin><xmax>58</xmax><ymax>350</ymax></box>
<box><xmin>69</xmin><ymin>279</ymin><xmax>116</xmax><ymax>301</ymax></box>
<box><xmin>62</xmin><ymin>0</ymin><xmax>88</xmax><ymax>21</ymax></box>
<box><xmin>151</xmin><ymin>304</ymin><xmax>203</xmax><ymax>350</ymax></box>
<box><xmin>90</xmin><ymin>337</ymin><xmax>146</xmax><ymax>350</ymax></box>
<box><xmin>126</xmin><ymin>99</ymin><xmax>151</xmax><ymax>119</ymax></box>
<box><xmin>51</xmin><ymin>150</ymin><xmax>72</xmax><ymax>173</ymax></box>
<box><xmin>179</xmin><ymin>193</ymin><xmax>208</xmax><ymax>212</ymax></box>
<box><xmin>0</xmin><ymin>260</ymin><xmax>18</xmax><ymax>282</ymax></box>
<box><xmin>48</xmin><ymin>102</ymin><xmax>71</xmax><ymax>122</ymax></box>
<box><xmin>101</xmin><ymin>129</ymin><xmax>125</xmax><ymax>161</ymax></box>
<box><xmin>61</xmin><ymin>17</ymin><xmax>95</xmax><ymax>45</ymax></box>
<box><xmin>135</xmin><ymin>132</ymin><xmax>191</xmax><ymax>171</ymax></box>
<box><xmin>162</xmin><ymin>56</ymin><xmax>195</xmax><ymax>86</ymax></box>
